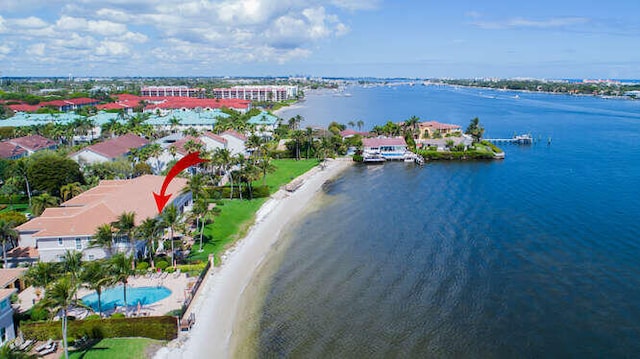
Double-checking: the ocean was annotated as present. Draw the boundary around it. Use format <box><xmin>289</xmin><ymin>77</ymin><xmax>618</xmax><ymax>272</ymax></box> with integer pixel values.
<box><xmin>242</xmin><ymin>85</ymin><xmax>640</xmax><ymax>358</ymax></box>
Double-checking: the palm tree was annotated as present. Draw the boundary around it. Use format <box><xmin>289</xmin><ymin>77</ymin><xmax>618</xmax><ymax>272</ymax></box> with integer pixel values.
<box><xmin>161</xmin><ymin>204</ymin><xmax>182</xmax><ymax>268</ymax></box>
<box><xmin>81</xmin><ymin>260</ymin><xmax>115</xmax><ymax>316</ymax></box>
<box><xmin>60</xmin><ymin>250</ymin><xmax>83</xmax><ymax>290</ymax></box>
<box><xmin>136</xmin><ymin>218</ymin><xmax>161</xmax><ymax>269</ymax></box>
<box><xmin>60</xmin><ymin>182</ymin><xmax>83</xmax><ymax>202</ymax></box>
<box><xmin>113</xmin><ymin>211</ymin><xmax>136</xmax><ymax>268</ymax></box>
<box><xmin>109</xmin><ymin>253</ymin><xmax>134</xmax><ymax>315</ymax></box>
<box><xmin>25</xmin><ymin>261</ymin><xmax>56</xmax><ymax>291</ymax></box>
<box><xmin>30</xmin><ymin>193</ymin><xmax>60</xmax><ymax>216</ymax></box>
<box><xmin>191</xmin><ymin>198</ymin><xmax>208</xmax><ymax>252</ymax></box>
<box><xmin>0</xmin><ymin>219</ymin><xmax>18</xmax><ymax>268</ymax></box>
<box><xmin>0</xmin><ymin>342</ymin><xmax>35</xmax><ymax>358</ymax></box>
<box><xmin>41</xmin><ymin>275</ymin><xmax>85</xmax><ymax>359</ymax></box>
<box><xmin>305</xmin><ymin>127</ymin><xmax>314</xmax><ymax>159</ymax></box>
<box><xmin>291</xmin><ymin>130</ymin><xmax>305</xmax><ymax>160</ymax></box>
<box><xmin>169</xmin><ymin>117</ymin><xmax>181</xmax><ymax>133</ymax></box>
<box><xmin>91</xmin><ymin>224</ymin><xmax>114</xmax><ymax>256</ymax></box>
<box><xmin>256</xmin><ymin>156</ymin><xmax>276</xmax><ymax>186</ymax></box>
<box><xmin>465</xmin><ymin>117</ymin><xmax>485</xmax><ymax>143</ymax></box>
<box><xmin>9</xmin><ymin>158</ymin><xmax>32</xmax><ymax>206</ymax></box>
<box><xmin>146</xmin><ymin>143</ymin><xmax>163</xmax><ymax>174</ymax></box>
<box><xmin>213</xmin><ymin>148</ymin><xmax>233</xmax><ymax>199</ymax></box>
<box><xmin>182</xmin><ymin>173</ymin><xmax>206</xmax><ymax>201</ymax></box>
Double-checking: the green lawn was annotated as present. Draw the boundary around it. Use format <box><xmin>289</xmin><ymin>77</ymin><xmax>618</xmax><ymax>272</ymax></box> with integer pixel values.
<box><xmin>0</xmin><ymin>203</ymin><xmax>29</xmax><ymax>213</ymax></box>
<box><xmin>69</xmin><ymin>338</ymin><xmax>164</xmax><ymax>359</ymax></box>
<box><xmin>188</xmin><ymin>159</ymin><xmax>319</xmax><ymax>264</ymax></box>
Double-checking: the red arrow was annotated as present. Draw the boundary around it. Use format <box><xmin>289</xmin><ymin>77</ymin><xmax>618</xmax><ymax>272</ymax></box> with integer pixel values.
<box><xmin>153</xmin><ymin>151</ymin><xmax>209</xmax><ymax>213</ymax></box>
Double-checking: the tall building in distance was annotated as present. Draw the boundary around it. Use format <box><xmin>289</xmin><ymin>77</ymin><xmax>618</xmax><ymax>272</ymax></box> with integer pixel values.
<box><xmin>212</xmin><ymin>85</ymin><xmax>298</xmax><ymax>102</ymax></box>
<box><xmin>141</xmin><ymin>86</ymin><xmax>206</xmax><ymax>97</ymax></box>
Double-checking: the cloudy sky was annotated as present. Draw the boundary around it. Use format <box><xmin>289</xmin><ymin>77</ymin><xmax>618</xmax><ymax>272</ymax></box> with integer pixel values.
<box><xmin>1</xmin><ymin>0</ymin><xmax>638</xmax><ymax>78</ymax></box>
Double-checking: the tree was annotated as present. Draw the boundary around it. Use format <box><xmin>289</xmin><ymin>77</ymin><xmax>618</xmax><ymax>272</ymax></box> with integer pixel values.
<box><xmin>161</xmin><ymin>204</ymin><xmax>182</xmax><ymax>268</ymax></box>
<box><xmin>191</xmin><ymin>198</ymin><xmax>208</xmax><ymax>252</ymax></box>
<box><xmin>60</xmin><ymin>250</ymin><xmax>83</xmax><ymax>288</ymax></box>
<box><xmin>60</xmin><ymin>182</ymin><xmax>83</xmax><ymax>202</ymax></box>
<box><xmin>109</xmin><ymin>253</ymin><xmax>134</xmax><ymax>315</ymax></box>
<box><xmin>9</xmin><ymin>158</ymin><xmax>32</xmax><ymax>206</ymax></box>
<box><xmin>0</xmin><ymin>219</ymin><xmax>18</xmax><ymax>268</ymax></box>
<box><xmin>136</xmin><ymin>218</ymin><xmax>161</xmax><ymax>269</ymax></box>
<box><xmin>41</xmin><ymin>275</ymin><xmax>85</xmax><ymax>359</ymax></box>
<box><xmin>25</xmin><ymin>261</ymin><xmax>56</xmax><ymax>290</ymax></box>
<box><xmin>356</xmin><ymin>120</ymin><xmax>364</xmax><ymax>131</ymax></box>
<box><xmin>26</xmin><ymin>152</ymin><xmax>84</xmax><ymax>197</ymax></box>
<box><xmin>81</xmin><ymin>260</ymin><xmax>115</xmax><ymax>316</ymax></box>
<box><xmin>305</xmin><ymin>127</ymin><xmax>314</xmax><ymax>159</ymax></box>
<box><xmin>256</xmin><ymin>156</ymin><xmax>276</xmax><ymax>186</ymax></box>
<box><xmin>465</xmin><ymin>117</ymin><xmax>485</xmax><ymax>143</ymax></box>
<box><xmin>92</xmin><ymin>224</ymin><xmax>114</xmax><ymax>256</ymax></box>
<box><xmin>113</xmin><ymin>211</ymin><xmax>136</xmax><ymax>269</ymax></box>
<box><xmin>30</xmin><ymin>193</ymin><xmax>60</xmax><ymax>216</ymax></box>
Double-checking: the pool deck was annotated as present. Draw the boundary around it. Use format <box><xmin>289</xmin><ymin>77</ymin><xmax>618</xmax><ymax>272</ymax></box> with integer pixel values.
<box><xmin>16</xmin><ymin>272</ymin><xmax>196</xmax><ymax>318</ymax></box>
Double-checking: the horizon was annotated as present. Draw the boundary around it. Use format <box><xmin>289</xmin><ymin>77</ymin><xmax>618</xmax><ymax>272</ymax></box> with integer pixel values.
<box><xmin>1</xmin><ymin>1</ymin><xmax>639</xmax><ymax>78</ymax></box>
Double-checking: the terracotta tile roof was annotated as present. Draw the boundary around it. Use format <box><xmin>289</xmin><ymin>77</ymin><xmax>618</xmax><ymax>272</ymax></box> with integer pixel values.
<box><xmin>0</xmin><ymin>288</ymin><xmax>16</xmax><ymax>302</ymax></box>
<box><xmin>17</xmin><ymin>175</ymin><xmax>188</xmax><ymax>238</ymax></box>
<box><xmin>221</xmin><ymin>130</ymin><xmax>247</xmax><ymax>141</ymax></box>
<box><xmin>0</xmin><ymin>142</ymin><xmax>27</xmax><ymax>159</ymax></box>
<box><xmin>143</xmin><ymin>97</ymin><xmax>250</xmax><ymax>111</ymax></box>
<box><xmin>0</xmin><ymin>268</ymin><xmax>26</xmax><ymax>288</ymax></box>
<box><xmin>202</xmin><ymin>132</ymin><xmax>227</xmax><ymax>144</ymax></box>
<box><xmin>6</xmin><ymin>246</ymin><xmax>39</xmax><ymax>259</ymax></box>
<box><xmin>8</xmin><ymin>135</ymin><xmax>57</xmax><ymax>152</ymax></box>
<box><xmin>419</xmin><ymin>121</ymin><xmax>461</xmax><ymax>131</ymax></box>
<box><xmin>76</xmin><ymin>133</ymin><xmax>149</xmax><ymax>160</ymax></box>
<box><xmin>8</xmin><ymin>104</ymin><xmax>40</xmax><ymax>112</ymax></box>
<box><xmin>363</xmin><ymin>137</ymin><xmax>408</xmax><ymax>148</ymax></box>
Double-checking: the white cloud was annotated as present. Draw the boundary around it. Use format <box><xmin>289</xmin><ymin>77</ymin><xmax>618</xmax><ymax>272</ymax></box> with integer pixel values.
<box><xmin>0</xmin><ymin>0</ymin><xmax>370</xmax><ymax>74</ymax></box>
<box><xmin>0</xmin><ymin>44</ymin><xmax>11</xmax><ymax>59</ymax></box>
<box><xmin>473</xmin><ymin>16</ymin><xmax>590</xmax><ymax>30</ymax></box>
<box><xmin>96</xmin><ymin>40</ymin><xmax>130</xmax><ymax>56</ymax></box>
<box><xmin>26</xmin><ymin>43</ymin><xmax>45</xmax><ymax>56</ymax></box>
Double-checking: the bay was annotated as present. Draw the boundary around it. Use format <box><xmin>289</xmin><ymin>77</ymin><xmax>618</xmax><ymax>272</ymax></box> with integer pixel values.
<box><xmin>251</xmin><ymin>85</ymin><xmax>640</xmax><ymax>358</ymax></box>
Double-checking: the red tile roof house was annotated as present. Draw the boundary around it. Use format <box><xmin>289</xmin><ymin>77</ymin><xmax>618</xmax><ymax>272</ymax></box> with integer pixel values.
<box><xmin>418</xmin><ymin>121</ymin><xmax>462</xmax><ymax>138</ymax></box>
<box><xmin>362</xmin><ymin>137</ymin><xmax>409</xmax><ymax>160</ymax></box>
<box><xmin>7</xmin><ymin>135</ymin><xmax>58</xmax><ymax>154</ymax></box>
<box><xmin>15</xmin><ymin>175</ymin><xmax>190</xmax><ymax>263</ymax></box>
<box><xmin>0</xmin><ymin>142</ymin><xmax>27</xmax><ymax>160</ymax></box>
<box><xmin>69</xmin><ymin>133</ymin><xmax>149</xmax><ymax>165</ymax></box>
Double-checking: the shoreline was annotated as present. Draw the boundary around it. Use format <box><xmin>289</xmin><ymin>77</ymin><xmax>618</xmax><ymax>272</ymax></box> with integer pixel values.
<box><xmin>154</xmin><ymin>158</ymin><xmax>353</xmax><ymax>359</ymax></box>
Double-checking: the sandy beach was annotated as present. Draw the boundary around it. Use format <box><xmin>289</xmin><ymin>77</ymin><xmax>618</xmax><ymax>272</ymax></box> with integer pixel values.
<box><xmin>154</xmin><ymin>158</ymin><xmax>353</xmax><ymax>359</ymax></box>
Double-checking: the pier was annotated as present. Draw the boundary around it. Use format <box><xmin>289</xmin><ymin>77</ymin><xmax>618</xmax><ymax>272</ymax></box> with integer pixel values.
<box><xmin>485</xmin><ymin>134</ymin><xmax>533</xmax><ymax>144</ymax></box>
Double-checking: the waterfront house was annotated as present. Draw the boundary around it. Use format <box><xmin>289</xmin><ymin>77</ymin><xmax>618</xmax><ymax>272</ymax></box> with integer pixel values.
<box><xmin>362</xmin><ymin>137</ymin><xmax>408</xmax><ymax>160</ymax></box>
<box><xmin>15</xmin><ymin>175</ymin><xmax>190</xmax><ymax>263</ymax></box>
<box><xmin>248</xmin><ymin>111</ymin><xmax>279</xmax><ymax>139</ymax></box>
<box><xmin>418</xmin><ymin>121</ymin><xmax>462</xmax><ymax>139</ymax></box>
<box><xmin>70</xmin><ymin>133</ymin><xmax>149</xmax><ymax>165</ymax></box>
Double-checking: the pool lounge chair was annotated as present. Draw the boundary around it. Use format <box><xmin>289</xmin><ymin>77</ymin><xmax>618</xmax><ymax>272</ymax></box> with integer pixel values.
<box><xmin>18</xmin><ymin>338</ymin><xmax>35</xmax><ymax>351</ymax></box>
<box><xmin>39</xmin><ymin>342</ymin><xmax>57</xmax><ymax>355</ymax></box>
<box><xmin>35</xmin><ymin>339</ymin><xmax>53</xmax><ymax>352</ymax></box>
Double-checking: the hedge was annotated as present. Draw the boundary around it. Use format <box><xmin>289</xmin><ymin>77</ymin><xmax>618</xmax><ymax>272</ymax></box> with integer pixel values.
<box><xmin>207</xmin><ymin>185</ymin><xmax>270</xmax><ymax>199</ymax></box>
<box><xmin>20</xmin><ymin>316</ymin><xmax>178</xmax><ymax>341</ymax></box>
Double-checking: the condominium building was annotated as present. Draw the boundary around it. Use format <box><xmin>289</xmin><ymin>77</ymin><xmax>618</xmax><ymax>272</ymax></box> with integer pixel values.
<box><xmin>212</xmin><ymin>85</ymin><xmax>298</xmax><ymax>102</ymax></box>
<box><xmin>141</xmin><ymin>86</ymin><xmax>206</xmax><ymax>98</ymax></box>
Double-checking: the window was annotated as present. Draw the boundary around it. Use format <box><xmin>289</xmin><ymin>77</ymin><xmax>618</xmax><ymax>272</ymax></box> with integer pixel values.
<box><xmin>58</xmin><ymin>238</ymin><xmax>63</xmax><ymax>246</ymax></box>
<box><xmin>0</xmin><ymin>327</ymin><xmax>5</xmax><ymax>344</ymax></box>
<box><xmin>0</xmin><ymin>299</ymin><xmax>7</xmax><ymax>309</ymax></box>
<box><xmin>75</xmin><ymin>238</ymin><xmax>82</xmax><ymax>250</ymax></box>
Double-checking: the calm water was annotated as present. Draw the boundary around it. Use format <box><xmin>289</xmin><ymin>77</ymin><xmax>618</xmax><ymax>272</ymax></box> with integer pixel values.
<box><xmin>256</xmin><ymin>85</ymin><xmax>640</xmax><ymax>358</ymax></box>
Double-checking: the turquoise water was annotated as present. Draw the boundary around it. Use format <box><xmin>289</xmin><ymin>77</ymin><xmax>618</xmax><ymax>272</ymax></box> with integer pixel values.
<box><xmin>81</xmin><ymin>285</ymin><xmax>171</xmax><ymax>311</ymax></box>
<box><xmin>257</xmin><ymin>85</ymin><xmax>640</xmax><ymax>357</ymax></box>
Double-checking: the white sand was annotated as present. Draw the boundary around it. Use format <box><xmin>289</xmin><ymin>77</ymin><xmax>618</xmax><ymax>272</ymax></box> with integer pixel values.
<box><xmin>155</xmin><ymin>158</ymin><xmax>352</xmax><ymax>359</ymax></box>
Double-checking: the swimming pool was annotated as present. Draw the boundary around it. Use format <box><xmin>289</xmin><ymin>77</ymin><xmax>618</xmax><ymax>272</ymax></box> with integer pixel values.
<box><xmin>81</xmin><ymin>286</ymin><xmax>171</xmax><ymax>311</ymax></box>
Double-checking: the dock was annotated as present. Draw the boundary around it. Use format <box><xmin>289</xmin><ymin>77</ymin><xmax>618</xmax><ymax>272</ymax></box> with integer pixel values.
<box><xmin>485</xmin><ymin>134</ymin><xmax>533</xmax><ymax>144</ymax></box>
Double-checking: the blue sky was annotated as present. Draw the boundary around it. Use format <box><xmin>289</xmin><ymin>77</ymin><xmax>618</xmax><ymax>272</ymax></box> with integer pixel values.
<box><xmin>0</xmin><ymin>0</ymin><xmax>638</xmax><ymax>78</ymax></box>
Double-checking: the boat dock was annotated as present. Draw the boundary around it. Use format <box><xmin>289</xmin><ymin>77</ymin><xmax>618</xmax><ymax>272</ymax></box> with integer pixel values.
<box><xmin>485</xmin><ymin>134</ymin><xmax>533</xmax><ymax>144</ymax></box>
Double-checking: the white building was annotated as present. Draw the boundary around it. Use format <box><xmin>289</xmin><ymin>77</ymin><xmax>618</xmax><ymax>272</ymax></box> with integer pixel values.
<box><xmin>0</xmin><ymin>289</ymin><xmax>16</xmax><ymax>346</ymax></box>
<box><xmin>212</xmin><ymin>85</ymin><xmax>298</xmax><ymax>102</ymax></box>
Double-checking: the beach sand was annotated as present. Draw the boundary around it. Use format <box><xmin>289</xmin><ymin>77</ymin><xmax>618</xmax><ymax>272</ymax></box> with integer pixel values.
<box><xmin>154</xmin><ymin>158</ymin><xmax>353</xmax><ymax>359</ymax></box>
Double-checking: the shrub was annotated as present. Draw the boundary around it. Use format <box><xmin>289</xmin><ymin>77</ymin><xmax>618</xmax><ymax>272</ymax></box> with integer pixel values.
<box><xmin>165</xmin><ymin>267</ymin><xmax>175</xmax><ymax>274</ymax></box>
<box><xmin>136</xmin><ymin>262</ymin><xmax>150</xmax><ymax>272</ymax></box>
<box><xmin>352</xmin><ymin>154</ymin><xmax>363</xmax><ymax>162</ymax></box>
<box><xmin>110</xmin><ymin>313</ymin><xmax>125</xmax><ymax>318</ymax></box>
<box><xmin>156</xmin><ymin>261</ymin><xmax>169</xmax><ymax>270</ymax></box>
<box><xmin>251</xmin><ymin>185</ymin><xmax>270</xmax><ymax>198</ymax></box>
<box><xmin>20</xmin><ymin>316</ymin><xmax>178</xmax><ymax>341</ymax></box>
<box><xmin>30</xmin><ymin>306</ymin><xmax>48</xmax><ymax>322</ymax></box>
<box><xmin>85</xmin><ymin>314</ymin><xmax>101</xmax><ymax>321</ymax></box>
